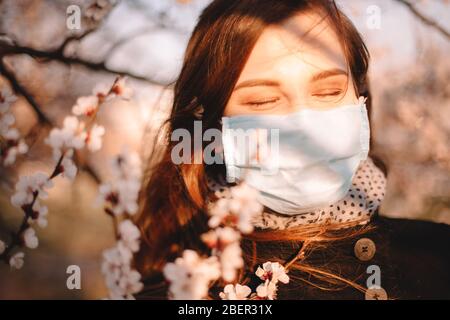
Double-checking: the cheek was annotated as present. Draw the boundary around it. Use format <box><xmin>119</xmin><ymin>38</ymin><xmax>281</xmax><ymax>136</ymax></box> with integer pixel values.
<box><xmin>342</xmin><ymin>77</ymin><xmax>359</xmax><ymax>103</ymax></box>
<box><xmin>223</xmin><ymin>97</ymin><xmax>243</xmax><ymax>116</ymax></box>
<box><xmin>222</xmin><ymin>103</ymin><xmax>233</xmax><ymax>116</ymax></box>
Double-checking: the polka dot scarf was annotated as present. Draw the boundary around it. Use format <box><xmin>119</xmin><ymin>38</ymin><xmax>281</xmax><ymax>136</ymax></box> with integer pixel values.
<box><xmin>207</xmin><ymin>157</ymin><xmax>387</xmax><ymax>230</ymax></box>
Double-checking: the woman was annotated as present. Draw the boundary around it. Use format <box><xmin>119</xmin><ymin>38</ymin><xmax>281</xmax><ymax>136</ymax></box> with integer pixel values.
<box><xmin>135</xmin><ymin>0</ymin><xmax>450</xmax><ymax>299</ymax></box>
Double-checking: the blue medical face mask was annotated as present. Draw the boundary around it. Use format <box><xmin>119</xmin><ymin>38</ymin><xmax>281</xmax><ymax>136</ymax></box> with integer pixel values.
<box><xmin>221</xmin><ymin>97</ymin><xmax>370</xmax><ymax>215</ymax></box>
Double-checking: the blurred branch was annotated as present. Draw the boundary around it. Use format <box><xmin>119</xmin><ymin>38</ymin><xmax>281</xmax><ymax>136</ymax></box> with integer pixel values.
<box><xmin>0</xmin><ymin>59</ymin><xmax>102</xmax><ymax>185</ymax></box>
<box><xmin>56</xmin><ymin>28</ymin><xmax>100</xmax><ymax>56</ymax></box>
<box><xmin>0</xmin><ymin>2</ymin><xmax>165</xmax><ymax>186</ymax></box>
<box><xmin>0</xmin><ymin>38</ymin><xmax>164</xmax><ymax>85</ymax></box>
<box><xmin>0</xmin><ymin>61</ymin><xmax>53</xmax><ymax>126</ymax></box>
<box><xmin>56</xmin><ymin>3</ymin><xmax>115</xmax><ymax>58</ymax></box>
<box><xmin>394</xmin><ymin>0</ymin><xmax>450</xmax><ymax>39</ymax></box>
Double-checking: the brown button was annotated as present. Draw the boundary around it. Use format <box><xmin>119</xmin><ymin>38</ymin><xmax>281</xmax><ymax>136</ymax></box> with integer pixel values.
<box><xmin>365</xmin><ymin>287</ymin><xmax>388</xmax><ymax>300</ymax></box>
<box><xmin>354</xmin><ymin>238</ymin><xmax>376</xmax><ymax>261</ymax></box>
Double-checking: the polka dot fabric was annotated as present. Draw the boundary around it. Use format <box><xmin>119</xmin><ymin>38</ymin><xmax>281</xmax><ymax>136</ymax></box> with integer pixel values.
<box><xmin>206</xmin><ymin>157</ymin><xmax>387</xmax><ymax>230</ymax></box>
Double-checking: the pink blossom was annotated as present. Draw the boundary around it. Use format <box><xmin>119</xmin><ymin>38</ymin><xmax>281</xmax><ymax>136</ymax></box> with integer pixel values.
<box><xmin>9</xmin><ymin>252</ymin><xmax>25</xmax><ymax>269</ymax></box>
<box><xmin>163</xmin><ymin>250</ymin><xmax>221</xmax><ymax>300</ymax></box>
<box><xmin>72</xmin><ymin>95</ymin><xmax>99</xmax><ymax>116</ymax></box>
<box><xmin>23</xmin><ymin>227</ymin><xmax>39</xmax><ymax>249</ymax></box>
<box><xmin>219</xmin><ymin>283</ymin><xmax>251</xmax><ymax>300</ymax></box>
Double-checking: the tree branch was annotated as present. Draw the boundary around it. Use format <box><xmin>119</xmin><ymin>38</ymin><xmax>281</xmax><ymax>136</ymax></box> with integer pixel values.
<box><xmin>0</xmin><ymin>38</ymin><xmax>165</xmax><ymax>85</ymax></box>
<box><xmin>0</xmin><ymin>59</ymin><xmax>102</xmax><ymax>185</ymax></box>
<box><xmin>394</xmin><ymin>0</ymin><xmax>450</xmax><ymax>39</ymax></box>
<box><xmin>0</xmin><ymin>60</ymin><xmax>53</xmax><ymax>126</ymax></box>
<box><xmin>56</xmin><ymin>28</ymin><xmax>99</xmax><ymax>56</ymax></box>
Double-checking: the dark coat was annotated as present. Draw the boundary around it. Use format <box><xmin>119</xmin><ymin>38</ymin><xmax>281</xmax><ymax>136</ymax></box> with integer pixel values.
<box><xmin>269</xmin><ymin>216</ymin><xmax>450</xmax><ymax>300</ymax></box>
<box><xmin>137</xmin><ymin>216</ymin><xmax>450</xmax><ymax>300</ymax></box>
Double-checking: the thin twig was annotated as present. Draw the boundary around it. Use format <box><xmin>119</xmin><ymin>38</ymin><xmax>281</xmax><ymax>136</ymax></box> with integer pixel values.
<box><xmin>284</xmin><ymin>240</ymin><xmax>310</xmax><ymax>271</ymax></box>
<box><xmin>394</xmin><ymin>0</ymin><xmax>450</xmax><ymax>39</ymax></box>
<box><xmin>0</xmin><ymin>153</ymin><xmax>64</xmax><ymax>264</ymax></box>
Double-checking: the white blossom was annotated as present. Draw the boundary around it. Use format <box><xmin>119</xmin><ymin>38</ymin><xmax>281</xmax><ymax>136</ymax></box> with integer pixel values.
<box><xmin>102</xmin><ymin>243</ymin><xmax>130</xmax><ymax>281</ymax></box>
<box><xmin>253</xmin><ymin>261</ymin><xmax>290</xmax><ymax>300</ymax></box>
<box><xmin>255</xmin><ymin>261</ymin><xmax>289</xmax><ymax>284</ymax></box>
<box><xmin>60</xmin><ymin>152</ymin><xmax>78</xmax><ymax>180</ymax></box>
<box><xmin>201</xmin><ymin>226</ymin><xmax>240</xmax><ymax>248</ymax></box>
<box><xmin>229</xmin><ymin>183</ymin><xmax>263</xmax><ymax>233</ymax></box>
<box><xmin>117</xmin><ymin>268</ymin><xmax>143</xmax><ymax>298</ymax></box>
<box><xmin>3</xmin><ymin>126</ymin><xmax>19</xmax><ymax>140</ymax></box>
<box><xmin>112</xmin><ymin>181</ymin><xmax>140</xmax><ymax>214</ymax></box>
<box><xmin>110</xmin><ymin>146</ymin><xmax>142</xmax><ymax>181</ymax></box>
<box><xmin>72</xmin><ymin>95</ymin><xmax>99</xmax><ymax>116</ymax></box>
<box><xmin>100</xmin><ymin>149</ymin><xmax>143</xmax><ymax>299</ymax></box>
<box><xmin>101</xmin><ymin>241</ymin><xmax>143</xmax><ymax>300</ymax></box>
<box><xmin>32</xmin><ymin>201</ymin><xmax>49</xmax><ymax>228</ymax></box>
<box><xmin>23</xmin><ymin>227</ymin><xmax>39</xmax><ymax>249</ymax></box>
<box><xmin>102</xmin><ymin>242</ymin><xmax>132</xmax><ymax>275</ymax></box>
<box><xmin>11</xmin><ymin>172</ymin><xmax>53</xmax><ymax>208</ymax></box>
<box><xmin>97</xmin><ymin>149</ymin><xmax>142</xmax><ymax>216</ymax></box>
<box><xmin>201</xmin><ymin>227</ymin><xmax>243</xmax><ymax>282</ymax></box>
<box><xmin>98</xmin><ymin>180</ymin><xmax>140</xmax><ymax>216</ymax></box>
<box><xmin>3</xmin><ymin>140</ymin><xmax>28</xmax><ymax>166</ymax></box>
<box><xmin>220</xmin><ymin>242</ymin><xmax>244</xmax><ymax>282</ymax></box>
<box><xmin>208</xmin><ymin>182</ymin><xmax>262</xmax><ymax>233</ymax></box>
<box><xmin>0</xmin><ymin>111</ymin><xmax>15</xmax><ymax>132</ymax></box>
<box><xmin>45</xmin><ymin>116</ymin><xmax>86</xmax><ymax>160</ymax></box>
<box><xmin>219</xmin><ymin>283</ymin><xmax>251</xmax><ymax>300</ymax></box>
<box><xmin>0</xmin><ymin>86</ymin><xmax>17</xmax><ymax>113</ymax></box>
<box><xmin>0</xmin><ymin>240</ymin><xmax>5</xmax><ymax>255</ymax></box>
<box><xmin>118</xmin><ymin>220</ymin><xmax>140</xmax><ymax>252</ymax></box>
<box><xmin>256</xmin><ymin>279</ymin><xmax>278</xmax><ymax>300</ymax></box>
<box><xmin>163</xmin><ymin>250</ymin><xmax>221</xmax><ymax>300</ymax></box>
<box><xmin>208</xmin><ymin>198</ymin><xmax>229</xmax><ymax>228</ymax></box>
<box><xmin>9</xmin><ymin>251</ymin><xmax>25</xmax><ymax>269</ymax></box>
<box><xmin>0</xmin><ymin>88</ymin><xmax>28</xmax><ymax>166</ymax></box>
<box><xmin>70</xmin><ymin>77</ymin><xmax>132</xmax><ymax>162</ymax></box>
<box><xmin>86</xmin><ymin>124</ymin><xmax>105</xmax><ymax>152</ymax></box>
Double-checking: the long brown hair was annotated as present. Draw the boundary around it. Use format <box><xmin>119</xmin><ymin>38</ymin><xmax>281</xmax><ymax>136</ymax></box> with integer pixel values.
<box><xmin>135</xmin><ymin>0</ymin><xmax>387</xmax><ymax>298</ymax></box>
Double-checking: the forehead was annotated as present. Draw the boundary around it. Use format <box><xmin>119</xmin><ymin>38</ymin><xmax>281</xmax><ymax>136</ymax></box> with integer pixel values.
<box><xmin>237</xmin><ymin>11</ymin><xmax>347</xmax><ymax>80</ymax></box>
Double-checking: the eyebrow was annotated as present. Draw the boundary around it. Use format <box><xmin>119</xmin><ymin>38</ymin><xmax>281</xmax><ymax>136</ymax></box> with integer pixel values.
<box><xmin>310</xmin><ymin>68</ymin><xmax>348</xmax><ymax>82</ymax></box>
<box><xmin>233</xmin><ymin>68</ymin><xmax>348</xmax><ymax>92</ymax></box>
<box><xmin>233</xmin><ymin>79</ymin><xmax>280</xmax><ymax>92</ymax></box>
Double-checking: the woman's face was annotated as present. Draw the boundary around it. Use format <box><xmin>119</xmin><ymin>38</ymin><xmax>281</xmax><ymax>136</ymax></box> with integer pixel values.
<box><xmin>224</xmin><ymin>11</ymin><xmax>358</xmax><ymax>116</ymax></box>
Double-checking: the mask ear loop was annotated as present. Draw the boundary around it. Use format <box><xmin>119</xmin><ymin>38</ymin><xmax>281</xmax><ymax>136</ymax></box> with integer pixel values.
<box><xmin>359</xmin><ymin>96</ymin><xmax>370</xmax><ymax>161</ymax></box>
<box><xmin>358</xmin><ymin>96</ymin><xmax>368</xmax><ymax>105</ymax></box>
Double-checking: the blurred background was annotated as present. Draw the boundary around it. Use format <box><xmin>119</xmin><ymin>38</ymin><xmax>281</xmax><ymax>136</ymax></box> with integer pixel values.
<box><xmin>0</xmin><ymin>0</ymin><xmax>449</xmax><ymax>299</ymax></box>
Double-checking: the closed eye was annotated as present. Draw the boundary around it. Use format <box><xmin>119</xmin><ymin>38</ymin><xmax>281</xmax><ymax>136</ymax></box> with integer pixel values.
<box><xmin>245</xmin><ymin>97</ymin><xmax>280</xmax><ymax>107</ymax></box>
<box><xmin>312</xmin><ymin>89</ymin><xmax>343</xmax><ymax>98</ymax></box>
